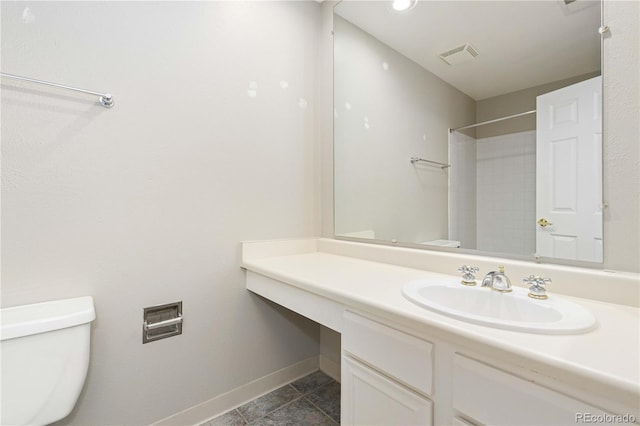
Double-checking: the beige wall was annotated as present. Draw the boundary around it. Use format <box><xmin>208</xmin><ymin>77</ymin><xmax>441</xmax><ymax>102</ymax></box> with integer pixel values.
<box><xmin>1</xmin><ymin>2</ymin><xmax>322</xmax><ymax>425</ymax></box>
<box><xmin>333</xmin><ymin>16</ymin><xmax>475</xmax><ymax>243</ymax></box>
<box><xmin>475</xmin><ymin>72</ymin><xmax>600</xmax><ymax>139</ymax></box>
<box><xmin>319</xmin><ymin>326</ymin><xmax>341</xmax><ymax>371</ymax></box>
<box><xmin>602</xmin><ymin>0</ymin><xmax>640</xmax><ymax>272</ymax></box>
<box><xmin>320</xmin><ymin>1</ymin><xmax>336</xmax><ymax>242</ymax></box>
<box><xmin>1</xmin><ymin>2</ymin><xmax>637</xmax><ymax>425</ymax></box>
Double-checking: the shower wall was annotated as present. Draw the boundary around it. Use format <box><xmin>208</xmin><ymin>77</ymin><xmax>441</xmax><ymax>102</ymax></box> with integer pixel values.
<box><xmin>476</xmin><ymin>131</ymin><xmax>536</xmax><ymax>256</ymax></box>
<box><xmin>448</xmin><ymin>132</ymin><xmax>477</xmax><ymax>249</ymax></box>
<box><xmin>450</xmin><ymin>130</ymin><xmax>536</xmax><ymax>256</ymax></box>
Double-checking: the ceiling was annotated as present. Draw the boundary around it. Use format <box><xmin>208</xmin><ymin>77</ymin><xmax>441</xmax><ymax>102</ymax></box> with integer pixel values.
<box><xmin>335</xmin><ymin>0</ymin><xmax>601</xmax><ymax>100</ymax></box>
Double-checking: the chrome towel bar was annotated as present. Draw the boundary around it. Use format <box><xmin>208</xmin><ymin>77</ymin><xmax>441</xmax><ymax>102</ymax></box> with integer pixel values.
<box><xmin>0</xmin><ymin>72</ymin><xmax>114</xmax><ymax>108</ymax></box>
<box><xmin>410</xmin><ymin>157</ymin><xmax>451</xmax><ymax>169</ymax></box>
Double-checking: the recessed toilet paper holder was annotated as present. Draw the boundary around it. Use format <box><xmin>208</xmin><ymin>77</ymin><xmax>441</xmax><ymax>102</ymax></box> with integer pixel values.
<box><xmin>143</xmin><ymin>301</ymin><xmax>183</xmax><ymax>343</ymax></box>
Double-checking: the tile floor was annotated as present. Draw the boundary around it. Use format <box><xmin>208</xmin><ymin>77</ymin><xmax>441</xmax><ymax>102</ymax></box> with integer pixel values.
<box><xmin>200</xmin><ymin>370</ymin><xmax>340</xmax><ymax>426</ymax></box>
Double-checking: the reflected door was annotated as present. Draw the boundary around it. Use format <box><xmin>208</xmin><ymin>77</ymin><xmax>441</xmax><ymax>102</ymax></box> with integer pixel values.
<box><xmin>536</xmin><ymin>76</ymin><xmax>603</xmax><ymax>262</ymax></box>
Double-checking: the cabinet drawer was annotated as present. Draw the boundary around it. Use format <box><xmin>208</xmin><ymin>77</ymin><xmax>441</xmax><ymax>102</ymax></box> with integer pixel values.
<box><xmin>453</xmin><ymin>354</ymin><xmax>616</xmax><ymax>426</ymax></box>
<box><xmin>343</xmin><ymin>311</ymin><xmax>433</xmax><ymax>395</ymax></box>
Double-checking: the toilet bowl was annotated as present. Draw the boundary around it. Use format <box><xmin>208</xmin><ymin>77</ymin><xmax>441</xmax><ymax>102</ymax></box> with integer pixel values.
<box><xmin>1</xmin><ymin>296</ymin><xmax>96</xmax><ymax>425</ymax></box>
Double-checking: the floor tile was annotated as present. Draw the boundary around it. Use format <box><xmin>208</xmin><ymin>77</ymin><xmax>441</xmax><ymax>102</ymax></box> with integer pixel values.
<box><xmin>249</xmin><ymin>398</ymin><xmax>337</xmax><ymax>426</ymax></box>
<box><xmin>207</xmin><ymin>409</ymin><xmax>247</xmax><ymax>426</ymax></box>
<box><xmin>290</xmin><ymin>370</ymin><xmax>335</xmax><ymax>395</ymax></box>
<box><xmin>237</xmin><ymin>385</ymin><xmax>301</xmax><ymax>423</ymax></box>
<box><xmin>306</xmin><ymin>381</ymin><xmax>341</xmax><ymax>423</ymax></box>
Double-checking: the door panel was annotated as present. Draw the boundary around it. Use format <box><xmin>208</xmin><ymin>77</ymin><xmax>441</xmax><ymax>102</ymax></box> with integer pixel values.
<box><xmin>536</xmin><ymin>76</ymin><xmax>602</xmax><ymax>262</ymax></box>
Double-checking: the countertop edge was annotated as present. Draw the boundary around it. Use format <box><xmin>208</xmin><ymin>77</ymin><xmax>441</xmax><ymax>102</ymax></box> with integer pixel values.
<box><xmin>241</xmin><ymin>254</ymin><xmax>640</xmax><ymax>405</ymax></box>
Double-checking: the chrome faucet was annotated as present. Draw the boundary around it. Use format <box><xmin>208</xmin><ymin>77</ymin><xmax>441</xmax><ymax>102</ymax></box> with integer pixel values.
<box><xmin>481</xmin><ymin>266</ymin><xmax>512</xmax><ymax>292</ymax></box>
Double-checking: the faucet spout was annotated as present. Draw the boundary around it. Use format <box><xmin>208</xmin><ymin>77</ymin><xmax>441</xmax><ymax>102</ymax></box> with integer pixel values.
<box><xmin>482</xmin><ymin>266</ymin><xmax>512</xmax><ymax>293</ymax></box>
<box><xmin>481</xmin><ymin>271</ymin><xmax>496</xmax><ymax>288</ymax></box>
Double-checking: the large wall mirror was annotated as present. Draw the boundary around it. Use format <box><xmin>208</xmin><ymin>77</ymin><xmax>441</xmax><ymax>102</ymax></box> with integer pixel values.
<box><xmin>333</xmin><ymin>0</ymin><xmax>603</xmax><ymax>264</ymax></box>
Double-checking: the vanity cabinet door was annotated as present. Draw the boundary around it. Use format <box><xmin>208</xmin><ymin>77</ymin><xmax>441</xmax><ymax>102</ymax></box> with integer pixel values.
<box><xmin>453</xmin><ymin>354</ymin><xmax>617</xmax><ymax>426</ymax></box>
<box><xmin>342</xmin><ymin>355</ymin><xmax>433</xmax><ymax>426</ymax></box>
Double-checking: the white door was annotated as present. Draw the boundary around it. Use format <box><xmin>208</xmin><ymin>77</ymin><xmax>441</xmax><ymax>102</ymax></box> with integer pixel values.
<box><xmin>536</xmin><ymin>76</ymin><xmax>603</xmax><ymax>262</ymax></box>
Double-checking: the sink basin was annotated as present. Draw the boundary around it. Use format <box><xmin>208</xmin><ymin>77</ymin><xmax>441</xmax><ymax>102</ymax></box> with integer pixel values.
<box><xmin>402</xmin><ymin>278</ymin><xmax>596</xmax><ymax>334</ymax></box>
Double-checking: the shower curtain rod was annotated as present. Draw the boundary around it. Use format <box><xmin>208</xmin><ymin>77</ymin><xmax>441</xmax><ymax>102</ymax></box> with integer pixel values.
<box><xmin>449</xmin><ymin>109</ymin><xmax>535</xmax><ymax>132</ymax></box>
<box><xmin>0</xmin><ymin>72</ymin><xmax>114</xmax><ymax>108</ymax></box>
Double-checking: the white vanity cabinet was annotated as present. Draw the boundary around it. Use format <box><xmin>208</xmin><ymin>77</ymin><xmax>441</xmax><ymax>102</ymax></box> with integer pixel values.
<box><xmin>341</xmin><ymin>311</ymin><xmax>633</xmax><ymax>426</ymax></box>
<box><xmin>342</xmin><ymin>311</ymin><xmax>434</xmax><ymax>426</ymax></box>
<box><xmin>452</xmin><ymin>354</ymin><xmax>623</xmax><ymax>426</ymax></box>
<box><xmin>241</xmin><ymin>241</ymin><xmax>640</xmax><ymax>426</ymax></box>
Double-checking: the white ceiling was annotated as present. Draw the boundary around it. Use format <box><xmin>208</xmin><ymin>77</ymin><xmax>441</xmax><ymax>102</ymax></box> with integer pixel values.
<box><xmin>335</xmin><ymin>0</ymin><xmax>601</xmax><ymax>100</ymax></box>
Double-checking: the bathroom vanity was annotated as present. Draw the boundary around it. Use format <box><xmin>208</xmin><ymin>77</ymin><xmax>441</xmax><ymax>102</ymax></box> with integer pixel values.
<box><xmin>242</xmin><ymin>238</ymin><xmax>639</xmax><ymax>425</ymax></box>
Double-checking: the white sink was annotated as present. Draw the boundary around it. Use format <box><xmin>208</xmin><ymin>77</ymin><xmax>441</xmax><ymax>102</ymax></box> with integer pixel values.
<box><xmin>402</xmin><ymin>278</ymin><xmax>596</xmax><ymax>334</ymax></box>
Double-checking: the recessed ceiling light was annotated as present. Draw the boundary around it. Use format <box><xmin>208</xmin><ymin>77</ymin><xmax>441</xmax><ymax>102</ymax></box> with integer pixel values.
<box><xmin>392</xmin><ymin>0</ymin><xmax>417</xmax><ymax>12</ymax></box>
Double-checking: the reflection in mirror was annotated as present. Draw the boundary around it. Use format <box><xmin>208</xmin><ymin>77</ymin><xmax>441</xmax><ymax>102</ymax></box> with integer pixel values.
<box><xmin>334</xmin><ymin>0</ymin><xmax>602</xmax><ymax>263</ymax></box>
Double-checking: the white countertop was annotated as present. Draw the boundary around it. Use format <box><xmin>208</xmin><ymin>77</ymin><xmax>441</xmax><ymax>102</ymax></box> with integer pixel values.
<box><xmin>241</xmin><ymin>238</ymin><xmax>640</xmax><ymax>409</ymax></box>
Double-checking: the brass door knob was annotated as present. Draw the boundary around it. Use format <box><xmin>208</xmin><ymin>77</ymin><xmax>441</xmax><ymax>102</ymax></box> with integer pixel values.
<box><xmin>537</xmin><ymin>218</ymin><xmax>552</xmax><ymax>227</ymax></box>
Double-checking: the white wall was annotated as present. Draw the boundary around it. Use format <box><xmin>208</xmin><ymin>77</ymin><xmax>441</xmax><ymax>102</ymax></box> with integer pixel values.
<box><xmin>1</xmin><ymin>2</ymin><xmax>322</xmax><ymax>425</ymax></box>
<box><xmin>333</xmin><ymin>16</ymin><xmax>475</xmax><ymax>243</ymax></box>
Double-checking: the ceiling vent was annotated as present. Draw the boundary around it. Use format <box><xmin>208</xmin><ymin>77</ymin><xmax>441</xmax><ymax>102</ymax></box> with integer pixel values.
<box><xmin>438</xmin><ymin>43</ymin><xmax>479</xmax><ymax>66</ymax></box>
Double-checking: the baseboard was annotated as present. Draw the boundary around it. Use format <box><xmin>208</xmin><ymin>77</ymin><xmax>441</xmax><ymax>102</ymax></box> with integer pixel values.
<box><xmin>319</xmin><ymin>354</ymin><xmax>341</xmax><ymax>383</ymax></box>
<box><xmin>152</xmin><ymin>356</ymin><xmax>320</xmax><ymax>426</ymax></box>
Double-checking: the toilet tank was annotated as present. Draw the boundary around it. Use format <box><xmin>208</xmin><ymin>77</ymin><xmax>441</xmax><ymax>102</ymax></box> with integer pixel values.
<box><xmin>1</xmin><ymin>296</ymin><xmax>96</xmax><ymax>426</ymax></box>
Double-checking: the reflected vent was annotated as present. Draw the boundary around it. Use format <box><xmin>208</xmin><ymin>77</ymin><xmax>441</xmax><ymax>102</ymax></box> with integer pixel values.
<box><xmin>439</xmin><ymin>43</ymin><xmax>479</xmax><ymax>66</ymax></box>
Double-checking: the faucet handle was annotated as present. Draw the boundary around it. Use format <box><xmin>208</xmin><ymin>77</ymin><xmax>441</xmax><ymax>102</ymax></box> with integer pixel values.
<box><xmin>524</xmin><ymin>275</ymin><xmax>551</xmax><ymax>286</ymax></box>
<box><xmin>524</xmin><ymin>275</ymin><xmax>551</xmax><ymax>300</ymax></box>
<box><xmin>458</xmin><ymin>265</ymin><xmax>479</xmax><ymax>286</ymax></box>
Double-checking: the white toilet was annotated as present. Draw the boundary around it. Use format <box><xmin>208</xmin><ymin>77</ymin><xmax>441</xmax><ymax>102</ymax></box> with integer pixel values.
<box><xmin>422</xmin><ymin>239</ymin><xmax>461</xmax><ymax>248</ymax></box>
<box><xmin>1</xmin><ymin>296</ymin><xmax>96</xmax><ymax>425</ymax></box>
